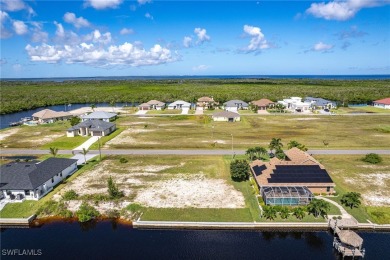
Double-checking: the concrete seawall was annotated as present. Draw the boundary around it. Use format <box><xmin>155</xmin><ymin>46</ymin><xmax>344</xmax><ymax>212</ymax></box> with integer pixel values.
<box><xmin>0</xmin><ymin>215</ymin><xmax>36</xmax><ymax>227</ymax></box>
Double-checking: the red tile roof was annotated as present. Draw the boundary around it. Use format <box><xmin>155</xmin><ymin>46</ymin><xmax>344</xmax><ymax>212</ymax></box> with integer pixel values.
<box><xmin>374</xmin><ymin>97</ymin><xmax>390</xmax><ymax>105</ymax></box>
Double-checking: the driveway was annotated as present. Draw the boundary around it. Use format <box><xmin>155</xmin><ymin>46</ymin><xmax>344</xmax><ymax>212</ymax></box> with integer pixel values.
<box><xmin>71</xmin><ymin>153</ymin><xmax>98</xmax><ymax>165</ymax></box>
<box><xmin>195</xmin><ymin>107</ymin><xmax>203</xmax><ymax>115</ymax></box>
<box><xmin>73</xmin><ymin>136</ymin><xmax>99</xmax><ymax>151</ymax></box>
<box><xmin>181</xmin><ymin>108</ymin><xmax>189</xmax><ymax>114</ymax></box>
<box><xmin>135</xmin><ymin>110</ymin><xmax>148</xmax><ymax>115</ymax></box>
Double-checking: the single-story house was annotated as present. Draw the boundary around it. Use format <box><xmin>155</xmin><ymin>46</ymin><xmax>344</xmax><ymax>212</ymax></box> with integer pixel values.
<box><xmin>278</xmin><ymin>97</ymin><xmax>311</xmax><ymax>112</ymax></box>
<box><xmin>81</xmin><ymin>111</ymin><xmax>117</xmax><ymax>122</ymax></box>
<box><xmin>212</xmin><ymin>111</ymin><xmax>240</xmax><ymax>122</ymax></box>
<box><xmin>250</xmin><ymin>99</ymin><xmax>275</xmax><ymax>110</ymax></box>
<box><xmin>304</xmin><ymin>97</ymin><xmax>336</xmax><ymax>109</ymax></box>
<box><xmin>373</xmin><ymin>97</ymin><xmax>390</xmax><ymax>109</ymax></box>
<box><xmin>250</xmin><ymin>148</ymin><xmax>335</xmax><ymax>205</ymax></box>
<box><xmin>0</xmin><ymin>158</ymin><xmax>78</xmax><ymax>201</ymax></box>
<box><xmin>138</xmin><ymin>100</ymin><xmax>166</xmax><ymax>110</ymax></box>
<box><xmin>223</xmin><ymin>100</ymin><xmax>249</xmax><ymax>112</ymax></box>
<box><xmin>197</xmin><ymin>96</ymin><xmax>217</xmax><ymax>109</ymax></box>
<box><xmin>167</xmin><ymin>100</ymin><xmax>191</xmax><ymax>110</ymax></box>
<box><xmin>32</xmin><ymin>109</ymin><xmax>72</xmax><ymax>124</ymax></box>
<box><xmin>67</xmin><ymin>119</ymin><xmax>116</xmax><ymax>137</ymax></box>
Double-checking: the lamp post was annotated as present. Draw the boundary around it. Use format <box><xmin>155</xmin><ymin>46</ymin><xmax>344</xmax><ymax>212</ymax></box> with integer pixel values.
<box><xmin>231</xmin><ymin>134</ymin><xmax>234</xmax><ymax>159</ymax></box>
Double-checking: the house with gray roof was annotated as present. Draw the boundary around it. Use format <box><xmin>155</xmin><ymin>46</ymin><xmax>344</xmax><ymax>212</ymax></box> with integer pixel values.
<box><xmin>212</xmin><ymin>111</ymin><xmax>240</xmax><ymax>122</ymax></box>
<box><xmin>81</xmin><ymin>111</ymin><xmax>117</xmax><ymax>122</ymax></box>
<box><xmin>67</xmin><ymin>119</ymin><xmax>116</xmax><ymax>137</ymax></box>
<box><xmin>304</xmin><ymin>97</ymin><xmax>337</xmax><ymax>109</ymax></box>
<box><xmin>0</xmin><ymin>158</ymin><xmax>77</xmax><ymax>201</ymax></box>
<box><xmin>223</xmin><ymin>100</ymin><xmax>249</xmax><ymax>112</ymax></box>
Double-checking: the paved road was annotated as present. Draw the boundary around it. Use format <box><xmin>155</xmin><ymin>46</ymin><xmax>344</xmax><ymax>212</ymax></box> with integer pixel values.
<box><xmin>1</xmin><ymin>149</ymin><xmax>390</xmax><ymax>155</ymax></box>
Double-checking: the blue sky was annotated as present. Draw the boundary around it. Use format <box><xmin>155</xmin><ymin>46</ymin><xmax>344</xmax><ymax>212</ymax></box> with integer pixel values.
<box><xmin>0</xmin><ymin>0</ymin><xmax>389</xmax><ymax>78</ymax></box>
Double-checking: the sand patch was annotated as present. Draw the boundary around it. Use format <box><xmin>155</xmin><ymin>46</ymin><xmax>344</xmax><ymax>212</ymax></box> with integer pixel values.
<box><xmin>105</xmin><ymin>128</ymin><xmax>157</xmax><ymax>146</ymax></box>
<box><xmin>134</xmin><ymin>174</ymin><xmax>245</xmax><ymax>208</ymax></box>
<box><xmin>0</xmin><ymin>128</ymin><xmax>20</xmax><ymax>141</ymax></box>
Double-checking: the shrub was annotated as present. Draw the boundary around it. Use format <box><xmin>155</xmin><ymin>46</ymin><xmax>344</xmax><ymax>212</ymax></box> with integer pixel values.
<box><xmin>106</xmin><ymin>209</ymin><xmax>120</xmax><ymax>218</ymax></box>
<box><xmin>36</xmin><ymin>201</ymin><xmax>73</xmax><ymax>218</ymax></box>
<box><xmin>279</xmin><ymin>207</ymin><xmax>290</xmax><ymax>219</ymax></box>
<box><xmin>119</xmin><ymin>157</ymin><xmax>128</xmax><ymax>163</ymax></box>
<box><xmin>62</xmin><ymin>190</ymin><xmax>78</xmax><ymax>200</ymax></box>
<box><xmin>257</xmin><ymin>196</ymin><xmax>265</xmax><ymax>206</ymax></box>
<box><xmin>76</xmin><ymin>202</ymin><xmax>100</xmax><ymax>222</ymax></box>
<box><xmin>362</xmin><ymin>153</ymin><xmax>382</xmax><ymax>164</ymax></box>
<box><xmin>107</xmin><ymin>176</ymin><xmax>124</xmax><ymax>199</ymax></box>
<box><xmin>230</xmin><ymin>160</ymin><xmax>250</xmax><ymax>181</ymax></box>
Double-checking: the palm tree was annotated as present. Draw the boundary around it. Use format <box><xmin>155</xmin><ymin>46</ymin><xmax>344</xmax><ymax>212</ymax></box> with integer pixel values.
<box><xmin>307</xmin><ymin>199</ymin><xmax>330</xmax><ymax>218</ymax></box>
<box><xmin>80</xmin><ymin>148</ymin><xmax>89</xmax><ymax>165</ymax></box>
<box><xmin>245</xmin><ymin>147</ymin><xmax>256</xmax><ymax>161</ymax></box>
<box><xmin>49</xmin><ymin>147</ymin><xmax>58</xmax><ymax>157</ymax></box>
<box><xmin>292</xmin><ymin>207</ymin><xmax>306</xmax><ymax>220</ymax></box>
<box><xmin>287</xmin><ymin>140</ymin><xmax>308</xmax><ymax>151</ymax></box>
<box><xmin>279</xmin><ymin>207</ymin><xmax>290</xmax><ymax>219</ymax></box>
<box><xmin>262</xmin><ymin>206</ymin><xmax>277</xmax><ymax>220</ymax></box>
<box><xmin>254</xmin><ymin>146</ymin><xmax>267</xmax><ymax>160</ymax></box>
<box><xmin>341</xmin><ymin>192</ymin><xmax>361</xmax><ymax>209</ymax></box>
<box><xmin>269</xmin><ymin>138</ymin><xmax>283</xmax><ymax>154</ymax></box>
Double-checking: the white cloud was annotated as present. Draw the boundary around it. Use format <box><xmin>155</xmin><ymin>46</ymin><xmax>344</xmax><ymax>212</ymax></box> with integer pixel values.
<box><xmin>194</xmin><ymin>28</ymin><xmax>210</xmax><ymax>44</ymax></box>
<box><xmin>306</xmin><ymin>0</ymin><xmax>390</xmax><ymax>21</ymax></box>
<box><xmin>192</xmin><ymin>65</ymin><xmax>209</xmax><ymax>71</ymax></box>
<box><xmin>137</xmin><ymin>0</ymin><xmax>152</xmax><ymax>5</ymax></box>
<box><xmin>12</xmin><ymin>20</ymin><xmax>28</xmax><ymax>35</ymax></box>
<box><xmin>145</xmin><ymin>12</ymin><xmax>153</xmax><ymax>20</ymax></box>
<box><xmin>183</xmin><ymin>36</ymin><xmax>192</xmax><ymax>48</ymax></box>
<box><xmin>0</xmin><ymin>10</ymin><xmax>12</xmax><ymax>38</ymax></box>
<box><xmin>337</xmin><ymin>26</ymin><xmax>367</xmax><ymax>40</ymax></box>
<box><xmin>25</xmin><ymin>42</ymin><xmax>177</xmax><ymax>67</ymax></box>
<box><xmin>63</xmin><ymin>12</ymin><xmax>91</xmax><ymax>28</ymax></box>
<box><xmin>313</xmin><ymin>41</ymin><xmax>334</xmax><ymax>52</ymax></box>
<box><xmin>0</xmin><ymin>0</ymin><xmax>35</xmax><ymax>16</ymax></box>
<box><xmin>54</xmin><ymin>22</ymin><xmax>65</xmax><ymax>38</ymax></box>
<box><xmin>84</xmin><ymin>0</ymin><xmax>123</xmax><ymax>10</ymax></box>
<box><xmin>120</xmin><ymin>28</ymin><xmax>134</xmax><ymax>35</ymax></box>
<box><xmin>86</xmin><ymin>30</ymin><xmax>112</xmax><ymax>44</ymax></box>
<box><xmin>30</xmin><ymin>22</ymin><xmax>48</xmax><ymax>43</ymax></box>
<box><xmin>242</xmin><ymin>25</ymin><xmax>269</xmax><ymax>53</ymax></box>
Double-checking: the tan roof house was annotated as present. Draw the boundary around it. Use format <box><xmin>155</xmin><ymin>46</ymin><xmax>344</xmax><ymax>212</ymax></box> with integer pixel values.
<box><xmin>212</xmin><ymin>111</ymin><xmax>240</xmax><ymax>122</ymax></box>
<box><xmin>250</xmin><ymin>99</ymin><xmax>275</xmax><ymax>111</ymax></box>
<box><xmin>139</xmin><ymin>100</ymin><xmax>166</xmax><ymax>110</ymax></box>
<box><xmin>197</xmin><ymin>96</ymin><xmax>217</xmax><ymax>109</ymax></box>
<box><xmin>32</xmin><ymin>109</ymin><xmax>72</xmax><ymax>124</ymax></box>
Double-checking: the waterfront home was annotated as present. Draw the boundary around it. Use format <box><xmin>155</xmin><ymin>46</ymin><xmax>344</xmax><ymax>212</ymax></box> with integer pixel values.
<box><xmin>196</xmin><ymin>96</ymin><xmax>217</xmax><ymax>109</ymax></box>
<box><xmin>250</xmin><ymin>148</ymin><xmax>335</xmax><ymax>205</ymax></box>
<box><xmin>138</xmin><ymin>100</ymin><xmax>166</xmax><ymax>110</ymax></box>
<box><xmin>250</xmin><ymin>99</ymin><xmax>275</xmax><ymax>111</ymax></box>
<box><xmin>81</xmin><ymin>111</ymin><xmax>117</xmax><ymax>122</ymax></box>
<box><xmin>373</xmin><ymin>97</ymin><xmax>390</xmax><ymax>109</ymax></box>
<box><xmin>212</xmin><ymin>111</ymin><xmax>240</xmax><ymax>122</ymax></box>
<box><xmin>67</xmin><ymin>119</ymin><xmax>116</xmax><ymax>137</ymax></box>
<box><xmin>32</xmin><ymin>109</ymin><xmax>72</xmax><ymax>124</ymax></box>
<box><xmin>277</xmin><ymin>97</ymin><xmax>311</xmax><ymax>112</ymax></box>
<box><xmin>304</xmin><ymin>97</ymin><xmax>336</xmax><ymax>109</ymax></box>
<box><xmin>223</xmin><ymin>100</ymin><xmax>249</xmax><ymax>112</ymax></box>
<box><xmin>167</xmin><ymin>100</ymin><xmax>191</xmax><ymax>110</ymax></box>
<box><xmin>0</xmin><ymin>158</ymin><xmax>77</xmax><ymax>201</ymax></box>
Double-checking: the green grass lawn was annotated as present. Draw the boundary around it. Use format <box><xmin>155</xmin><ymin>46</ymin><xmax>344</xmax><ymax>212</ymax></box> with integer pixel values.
<box><xmin>147</xmin><ymin>109</ymin><xmax>182</xmax><ymax>114</ymax></box>
<box><xmin>88</xmin><ymin>127</ymin><xmax>124</xmax><ymax>150</ymax></box>
<box><xmin>334</xmin><ymin>106</ymin><xmax>390</xmax><ymax>114</ymax></box>
<box><xmin>41</xmin><ymin>135</ymin><xmax>89</xmax><ymax>150</ymax></box>
<box><xmin>315</xmin><ymin>155</ymin><xmax>390</xmax><ymax>224</ymax></box>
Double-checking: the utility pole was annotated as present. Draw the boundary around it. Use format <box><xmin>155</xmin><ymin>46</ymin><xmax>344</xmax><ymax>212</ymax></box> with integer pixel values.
<box><xmin>98</xmin><ymin>137</ymin><xmax>102</xmax><ymax>161</ymax></box>
<box><xmin>231</xmin><ymin>134</ymin><xmax>234</xmax><ymax>159</ymax></box>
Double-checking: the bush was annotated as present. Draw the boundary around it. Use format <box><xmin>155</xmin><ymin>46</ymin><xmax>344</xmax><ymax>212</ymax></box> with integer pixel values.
<box><xmin>62</xmin><ymin>190</ymin><xmax>78</xmax><ymax>200</ymax></box>
<box><xmin>230</xmin><ymin>160</ymin><xmax>250</xmax><ymax>181</ymax></box>
<box><xmin>76</xmin><ymin>202</ymin><xmax>100</xmax><ymax>222</ymax></box>
<box><xmin>362</xmin><ymin>153</ymin><xmax>382</xmax><ymax>164</ymax></box>
<box><xmin>36</xmin><ymin>201</ymin><xmax>73</xmax><ymax>218</ymax></box>
<box><xmin>119</xmin><ymin>157</ymin><xmax>128</xmax><ymax>163</ymax></box>
<box><xmin>257</xmin><ymin>196</ymin><xmax>265</xmax><ymax>206</ymax></box>
<box><xmin>107</xmin><ymin>176</ymin><xmax>124</xmax><ymax>199</ymax></box>
<box><xmin>106</xmin><ymin>209</ymin><xmax>120</xmax><ymax>218</ymax></box>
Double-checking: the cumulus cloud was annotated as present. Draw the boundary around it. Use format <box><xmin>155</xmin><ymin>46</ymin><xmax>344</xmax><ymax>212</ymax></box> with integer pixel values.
<box><xmin>84</xmin><ymin>0</ymin><xmax>123</xmax><ymax>10</ymax></box>
<box><xmin>183</xmin><ymin>36</ymin><xmax>192</xmax><ymax>48</ymax></box>
<box><xmin>54</xmin><ymin>21</ymin><xmax>65</xmax><ymax>38</ymax></box>
<box><xmin>0</xmin><ymin>0</ymin><xmax>35</xmax><ymax>16</ymax></box>
<box><xmin>12</xmin><ymin>20</ymin><xmax>28</xmax><ymax>35</ymax></box>
<box><xmin>241</xmin><ymin>25</ymin><xmax>269</xmax><ymax>53</ymax></box>
<box><xmin>145</xmin><ymin>12</ymin><xmax>153</xmax><ymax>20</ymax></box>
<box><xmin>120</xmin><ymin>28</ymin><xmax>134</xmax><ymax>35</ymax></box>
<box><xmin>194</xmin><ymin>28</ymin><xmax>210</xmax><ymax>44</ymax></box>
<box><xmin>306</xmin><ymin>0</ymin><xmax>390</xmax><ymax>21</ymax></box>
<box><xmin>85</xmin><ymin>30</ymin><xmax>112</xmax><ymax>44</ymax></box>
<box><xmin>192</xmin><ymin>64</ymin><xmax>209</xmax><ymax>71</ymax></box>
<box><xmin>0</xmin><ymin>10</ymin><xmax>12</xmax><ymax>38</ymax></box>
<box><xmin>63</xmin><ymin>12</ymin><xmax>91</xmax><ymax>28</ymax></box>
<box><xmin>25</xmin><ymin>42</ymin><xmax>177</xmax><ymax>67</ymax></box>
<box><xmin>137</xmin><ymin>0</ymin><xmax>152</xmax><ymax>5</ymax></box>
<box><xmin>312</xmin><ymin>41</ymin><xmax>334</xmax><ymax>52</ymax></box>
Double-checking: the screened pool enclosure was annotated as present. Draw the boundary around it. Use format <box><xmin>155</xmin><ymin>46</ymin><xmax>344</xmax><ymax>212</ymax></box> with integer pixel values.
<box><xmin>261</xmin><ymin>186</ymin><xmax>314</xmax><ymax>206</ymax></box>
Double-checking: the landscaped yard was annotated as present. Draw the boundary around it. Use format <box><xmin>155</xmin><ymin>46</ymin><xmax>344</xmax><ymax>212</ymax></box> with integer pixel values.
<box><xmin>315</xmin><ymin>155</ymin><xmax>390</xmax><ymax>224</ymax></box>
<box><xmin>103</xmin><ymin>114</ymin><xmax>390</xmax><ymax>149</ymax></box>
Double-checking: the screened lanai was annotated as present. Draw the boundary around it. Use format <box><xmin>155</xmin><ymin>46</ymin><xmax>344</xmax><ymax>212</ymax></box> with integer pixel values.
<box><xmin>261</xmin><ymin>186</ymin><xmax>314</xmax><ymax>206</ymax></box>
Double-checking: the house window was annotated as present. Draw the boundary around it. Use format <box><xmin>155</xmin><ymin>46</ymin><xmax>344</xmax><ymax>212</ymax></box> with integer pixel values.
<box><xmin>326</xmin><ymin>187</ymin><xmax>331</xmax><ymax>192</ymax></box>
<box><xmin>51</xmin><ymin>178</ymin><xmax>54</xmax><ymax>183</ymax></box>
<box><xmin>25</xmin><ymin>190</ymin><xmax>30</xmax><ymax>195</ymax></box>
<box><xmin>60</xmin><ymin>173</ymin><xmax>63</xmax><ymax>177</ymax></box>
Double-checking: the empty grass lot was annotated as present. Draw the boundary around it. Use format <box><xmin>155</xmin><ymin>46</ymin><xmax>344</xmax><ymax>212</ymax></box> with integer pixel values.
<box><xmin>104</xmin><ymin>114</ymin><xmax>390</xmax><ymax>149</ymax></box>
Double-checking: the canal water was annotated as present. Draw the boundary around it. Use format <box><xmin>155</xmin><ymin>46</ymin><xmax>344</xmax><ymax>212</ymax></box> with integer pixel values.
<box><xmin>1</xmin><ymin>221</ymin><xmax>389</xmax><ymax>259</ymax></box>
<box><xmin>0</xmin><ymin>103</ymin><xmax>132</xmax><ymax>130</ymax></box>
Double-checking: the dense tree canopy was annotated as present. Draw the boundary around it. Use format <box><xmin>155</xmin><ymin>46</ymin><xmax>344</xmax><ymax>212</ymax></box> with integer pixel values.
<box><xmin>230</xmin><ymin>160</ymin><xmax>250</xmax><ymax>181</ymax></box>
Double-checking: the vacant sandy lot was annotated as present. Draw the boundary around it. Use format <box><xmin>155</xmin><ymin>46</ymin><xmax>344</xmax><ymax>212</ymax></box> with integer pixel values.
<box><xmin>0</xmin><ymin>128</ymin><xmax>20</xmax><ymax>141</ymax></box>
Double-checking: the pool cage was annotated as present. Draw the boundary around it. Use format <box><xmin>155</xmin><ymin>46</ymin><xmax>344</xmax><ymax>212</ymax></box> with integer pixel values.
<box><xmin>261</xmin><ymin>186</ymin><xmax>314</xmax><ymax>206</ymax></box>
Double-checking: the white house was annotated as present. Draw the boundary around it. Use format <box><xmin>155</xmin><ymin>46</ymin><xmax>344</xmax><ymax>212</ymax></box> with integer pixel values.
<box><xmin>212</xmin><ymin>111</ymin><xmax>240</xmax><ymax>122</ymax></box>
<box><xmin>278</xmin><ymin>97</ymin><xmax>311</xmax><ymax>112</ymax></box>
<box><xmin>223</xmin><ymin>100</ymin><xmax>249</xmax><ymax>112</ymax></box>
<box><xmin>138</xmin><ymin>100</ymin><xmax>166</xmax><ymax>110</ymax></box>
<box><xmin>167</xmin><ymin>100</ymin><xmax>191</xmax><ymax>110</ymax></box>
<box><xmin>81</xmin><ymin>111</ymin><xmax>117</xmax><ymax>122</ymax></box>
<box><xmin>304</xmin><ymin>97</ymin><xmax>337</xmax><ymax>109</ymax></box>
<box><xmin>32</xmin><ymin>109</ymin><xmax>72</xmax><ymax>124</ymax></box>
<box><xmin>0</xmin><ymin>158</ymin><xmax>78</xmax><ymax>201</ymax></box>
<box><xmin>373</xmin><ymin>98</ymin><xmax>390</xmax><ymax>109</ymax></box>
<box><xmin>67</xmin><ymin>119</ymin><xmax>116</xmax><ymax>137</ymax></box>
